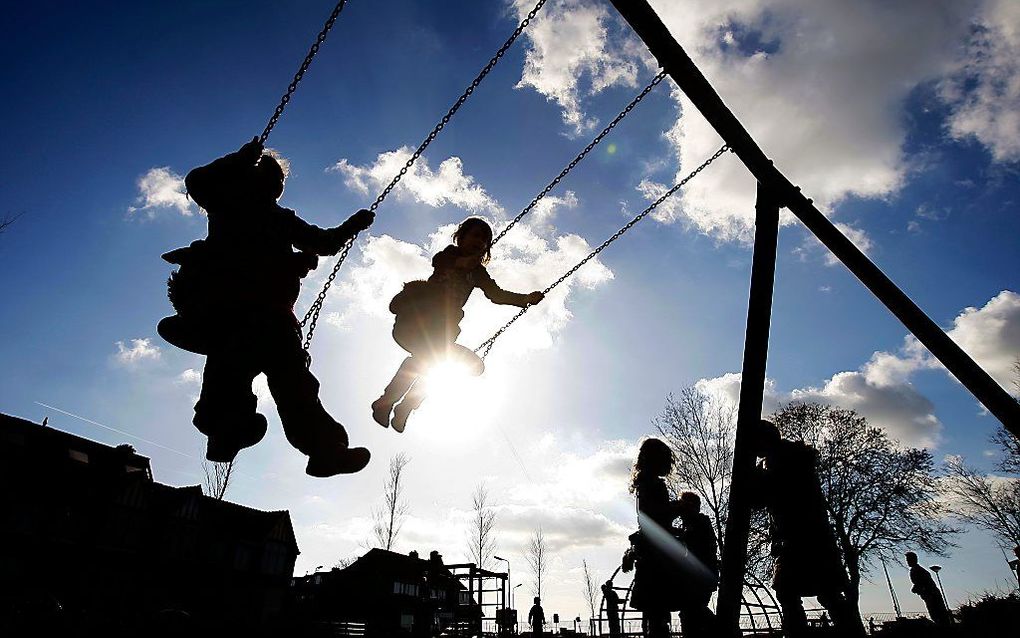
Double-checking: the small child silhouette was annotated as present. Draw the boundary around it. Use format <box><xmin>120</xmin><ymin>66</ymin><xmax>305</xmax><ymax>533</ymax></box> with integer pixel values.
<box><xmin>158</xmin><ymin>138</ymin><xmax>374</xmax><ymax>476</ymax></box>
<box><xmin>372</xmin><ymin>217</ymin><xmax>543</xmax><ymax>431</ymax></box>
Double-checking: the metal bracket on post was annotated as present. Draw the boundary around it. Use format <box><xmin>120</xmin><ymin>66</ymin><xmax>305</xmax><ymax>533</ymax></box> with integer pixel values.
<box><xmin>716</xmin><ymin>183</ymin><xmax>781</xmax><ymax>634</ymax></box>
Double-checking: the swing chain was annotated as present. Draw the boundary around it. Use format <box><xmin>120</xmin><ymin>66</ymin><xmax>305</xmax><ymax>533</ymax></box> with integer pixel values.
<box><xmin>491</xmin><ymin>70</ymin><xmax>668</xmax><ymax>247</ymax></box>
<box><xmin>476</xmin><ymin>143</ymin><xmax>731</xmax><ymax>359</ymax></box>
<box><xmin>300</xmin><ymin>236</ymin><xmax>355</xmax><ymax>351</ymax></box>
<box><xmin>298</xmin><ymin>0</ymin><xmax>547</xmax><ymax>351</ymax></box>
<box><xmin>260</xmin><ymin>0</ymin><xmax>350</xmax><ymax>145</ymax></box>
<box><xmin>367</xmin><ymin>0</ymin><xmax>548</xmax><ymax>214</ymax></box>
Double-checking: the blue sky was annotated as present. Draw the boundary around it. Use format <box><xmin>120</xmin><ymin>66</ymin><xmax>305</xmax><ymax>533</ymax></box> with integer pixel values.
<box><xmin>2</xmin><ymin>0</ymin><xmax>1019</xmax><ymax>622</ymax></box>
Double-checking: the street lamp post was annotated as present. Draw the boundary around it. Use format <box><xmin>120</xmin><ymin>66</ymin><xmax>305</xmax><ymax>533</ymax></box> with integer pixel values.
<box><xmin>494</xmin><ymin>555</ymin><xmax>510</xmax><ymax>608</ymax></box>
<box><xmin>513</xmin><ymin>583</ymin><xmax>523</xmax><ymax>611</ymax></box>
<box><xmin>930</xmin><ymin>565</ymin><xmax>950</xmax><ymax>613</ymax></box>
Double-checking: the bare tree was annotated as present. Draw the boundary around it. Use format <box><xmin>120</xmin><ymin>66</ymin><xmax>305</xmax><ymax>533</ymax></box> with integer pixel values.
<box><xmin>202</xmin><ymin>459</ymin><xmax>235</xmax><ymax>500</ymax></box>
<box><xmin>373</xmin><ymin>452</ymin><xmax>411</xmax><ymax>551</ymax></box>
<box><xmin>525</xmin><ymin>527</ymin><xmax>547</xmax><ymax>599</ymax></box>
<box><xmin>943</xmin><ymin>455</ymin><xmax>1020</xmax><ymax>549</ymax></box>
<box><xmin>654</xmin><ymin>387</ymin><xmax>736</xmax><ymax>549</ymax></box>
<box><xmin>582</xmin><ymin>559</ymin><xmax>599</xmax><ymax>621</ymax></box>
<box><xmin>944</xmin><ymin>358</ymin><xmax>1020</xmax><ymax>550</ymax></box>
<box><xmin>466</xmin><ymin>483</ymin><xmax>498</xmax><ymax>569</ymax></box>
<box><xmin>333</xmin><ymin>555</ymin><xmax>359</xmax><ymax>570</ymax></box>
<box><xmin>773</xmin><ymin>403</ymin><xmax>958</xmax><ymax>623</ymax></box>
<box><xmin>655</xmin><ymin>386</ymin><xmax>771</xmax><ymax>577</ymax></box>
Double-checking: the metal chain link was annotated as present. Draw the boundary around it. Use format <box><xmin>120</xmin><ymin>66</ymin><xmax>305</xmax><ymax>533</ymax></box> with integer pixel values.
<box><xmin>475</xmin><ymin>144</ymin><xmax>731</xmax><ymax>359</ymax></box>
<box><xmin>300</xmin><ymin>236</ymin><xmax>354</xmax><ymax>349</ymax></box>
<box><xmin>299</xmin><ymin>0</ymin><xmax>548</xmax><ymax>351</ymax></box>
<box><xmin>366</xmin><ymin>0</ymin><xmax>548</xmax><ymax>214</ymax></box>
<box><xmin>260</xmin><ymin>0</ymin><xmax>350</xmax><ymax>145</ymax></box>
<box><xmin>492</xmin><ymin>70</ymin><xmax>668</xmax><ymax>247</ymax></box>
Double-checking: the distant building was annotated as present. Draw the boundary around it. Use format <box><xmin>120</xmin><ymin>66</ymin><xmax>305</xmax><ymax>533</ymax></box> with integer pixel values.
<box><xmin>0</xmin><ymin>413</ymin><xmax>299</xmax><ymax>633</ymax></box>
<box><xmin>291</xmin><ymin>549</ymin><xmax>499</xmax><ymax>637</ymax></box>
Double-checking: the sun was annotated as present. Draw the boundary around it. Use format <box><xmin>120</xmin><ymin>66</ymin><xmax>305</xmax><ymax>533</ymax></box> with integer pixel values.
<box><xmin>409</xmin><ymin>358</ymin><xmax>498</xmax><ymax>439</ymax></box>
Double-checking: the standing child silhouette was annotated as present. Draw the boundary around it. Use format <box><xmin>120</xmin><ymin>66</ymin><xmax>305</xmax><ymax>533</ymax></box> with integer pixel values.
<box><xmin>372</xmin><ymin>217</ymin><xmax>544</xmax><ymax>431</ymax></box>
<box><xmin>158</xmin><ymin>138</ymin><xmax>374</xmax><ymax>476</ymax></box>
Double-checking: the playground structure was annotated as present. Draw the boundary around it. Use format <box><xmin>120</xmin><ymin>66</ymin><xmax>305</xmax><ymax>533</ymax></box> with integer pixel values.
<box><xmin>593</xmin><ymin>571</ymin><xmax>782</xmax><ymax>637</ymax></box>
<box><xmin>179</xmin><ymin>0</ymin><xmax>1020</xmax><ymax>634</ymax></box>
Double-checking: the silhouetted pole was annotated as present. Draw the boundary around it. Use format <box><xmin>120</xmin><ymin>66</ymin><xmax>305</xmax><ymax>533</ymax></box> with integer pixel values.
<box><xmin>607</xmin><ymin>1</ymin><xmax>1019</xmax><ymax>440</ymax></box>
<box><xmin>720</xmin><ymin>184</ymin><xmax>780</xmax><ymax>633</ymax></box>
<box><xmin>608</xmin><ymin>0</ymin><xmax>1020</xmax><ymax>632</ymax></box>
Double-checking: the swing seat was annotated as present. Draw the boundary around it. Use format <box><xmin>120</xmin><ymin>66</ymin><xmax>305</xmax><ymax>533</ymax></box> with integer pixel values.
<box><xmin>157</xmin><ymin>314</ymin><xmax>212</xmax><ymax>355</ymax></box>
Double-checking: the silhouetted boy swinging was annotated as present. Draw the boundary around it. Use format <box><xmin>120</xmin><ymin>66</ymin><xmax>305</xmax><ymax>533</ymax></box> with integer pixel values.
<box><xmin>158</xmin><ymin>138</ymin><xmax>374</xmax><ymax>476</ymax></box>
<box><xmin>372</xmin><ymin>217</ymin><xmax>544</xmax><ymax>432</ymax></box>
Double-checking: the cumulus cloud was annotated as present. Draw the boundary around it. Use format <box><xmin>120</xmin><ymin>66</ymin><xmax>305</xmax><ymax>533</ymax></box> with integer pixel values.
<box><xmin>128</xmin><ymin>167</ymin><xmax>195</xmax><ymax>218</ymax></box>
<box><xmin>692</xmin><ymin>291</ymin><xmax>1020</xmax><ymax>447</ymax></box>
<box><xmin>324</xmin><ymin>151</ymin><xmax>612</xmax><ymax>354</ymax></box>
<box><xmin>114</xmin><ymin>338</ymin><xmax>162</xmax><ymax>366</ymax></box>
<box><xmin>793</xmin><ymin>221</ymin><xmax>875</xmax><ymax>266</ymax></box>
<box><xmin>175</xmin><ymin>368</ymin><xmax>202</xmax><ymax>386</ymax></box>
<box><xmin>510</xmin><ymin>0</ymin><xmax>652</xmax><ymax>136</ymax></box>
<box><xmin>938</xmin><ymin>0</ymin><xmax>1020</xmax><ymax>162</ymax></box>
<box><xmin>331</xmin><ymin>149</ymin><xmax>502</xmax><ymax>215</ymax></box>
<box><xmin>941</xmin><ymin>290</ymin><xmax>1020</xmax><ymax>389</ymax></box>
<box><xmin>512</xmin><ymin>1</ymin><xmax>1019</xmax><ymax>246</ymax></box>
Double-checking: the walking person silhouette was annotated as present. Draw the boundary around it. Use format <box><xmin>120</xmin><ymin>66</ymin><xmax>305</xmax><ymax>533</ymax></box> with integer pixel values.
<box><xmin>528</xmin><ymin>596</ymin><xmax>546</xmax><ymax>636</ymax></box>
<box><xmin>158</xmin><ymin>138</ymin><xmax>374</xmax><ymax>476</ymax></box>
<box><xmin>372</xmin><ymin>217</ymin><xmax>543</xmax><ymax>431</ymax></box>
<box><xmin>905</xmin><ymin>552</ymin><xmax>952</xmax><ymax>627</ymax></box>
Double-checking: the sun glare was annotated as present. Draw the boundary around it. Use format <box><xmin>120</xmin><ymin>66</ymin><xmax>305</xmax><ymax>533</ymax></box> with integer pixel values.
<box><xmin>410</xmin><ymin>359</ymin><xmax>497</xmax><ymax>440</ymax></box>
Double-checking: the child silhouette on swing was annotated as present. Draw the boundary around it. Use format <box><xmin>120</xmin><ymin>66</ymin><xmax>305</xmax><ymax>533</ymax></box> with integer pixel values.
<box><xmin>158</xmin><ymin>138</ymin><xmax>374</xmax><ymax>476</ymax></box>
<box><xmin>373</xmin><ymin>217</ymin><xmax>544</xmax><ymax>431</ymax></box>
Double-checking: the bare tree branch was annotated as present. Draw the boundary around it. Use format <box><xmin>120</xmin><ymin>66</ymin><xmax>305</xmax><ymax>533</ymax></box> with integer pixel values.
<box><xmin>943</xmin><ymin>455</ymin><xmax>1020</xmax><ymax>549</ymax></box>
<box><xmin>202</xmin><ymin>459</ymin><xmax>235</xmax><ymax>500</ymax></box>
<box><xmin>525</xmin><ymin>527</ymin><xmax>547</xmax><ymax>600</ymax></box>
<box><xmin>582</xmin><ymin>559</ymin><xmax>599</xmax><ymax>620</ymax></box>
<box><xmin>466</xmin><ymin>483</ymin><xmax>498</xmax><ymax>569</ymax></box>
<box><xmin>655</xmin><ymin>386</ymin><xmax>772</xmax><ymax>578</ymax></box>
<box><xmin>373</xmin><ymin>452</ymin><xmax>411</xmax><ymax>551</ymax></box>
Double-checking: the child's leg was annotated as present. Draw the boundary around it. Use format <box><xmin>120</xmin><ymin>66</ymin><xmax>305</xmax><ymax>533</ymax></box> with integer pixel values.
<box><xmin>263</xmin><ymin>323</ymin><xmax>369</xmax><ymax>475</ymax></box>
<box><xmin>193</xmin><ymin>351</ymin><xmax>266</xmax><ymax>462</ymax></box>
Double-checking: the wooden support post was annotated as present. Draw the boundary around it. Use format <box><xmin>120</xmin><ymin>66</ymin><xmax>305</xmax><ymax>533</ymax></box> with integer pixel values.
<box><xmin>718</xmin><ymin>183</ymin><xmax>780</xmax><ymax>633</ymax></box>
<box><xmin>607</xmin><ymin>0</ymin><xmax>1019</xmax><ymax>436</ymax></box>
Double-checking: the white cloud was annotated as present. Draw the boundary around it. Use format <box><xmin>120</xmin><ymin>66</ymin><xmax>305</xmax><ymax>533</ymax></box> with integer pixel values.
<box><xmin>938</xmin><ymin>0</ymin><xmax>1020</xmax><ymax>162</ymax></box>
<box><xmin>942</xmin><ymin>290</ymin><xmax>1020</xmax><ymax>390</ymax></box>
<box><xmin>114</xmin><ymin>338</ymin><xmax>162</xmax><ymax>366</ymax></box>
<box><xmin>509</xmin><ymin>1</ymin><xmax>1018</xmax><ymax>246</ymax></box>
<box><xmin>691</xmin><ymin>291</ymin><xmax>1020</xmax><ymax>447</ymax></box>
<box><xmin>510</xmin><ymin>0</ymin><xmax>651</xmax><ymax>136</ymax></box>
<box><xmin>331</xmin><ymin>149</ymin><xmax>502</xmax><ymax>215</ymax></box>
<box><xmin>175</xmin><ymin>368</ymin><xmax>202</xmax><ymax>386</ymax></box>
<box><xmin>128</xmin><ymin>167</ymin><xmax>195</xmax><ymax>218</ymax></box>
<box><xmin>323</xmin><ymin>152</ymin><xmax>612</xmax><ymax>353</ymax></box>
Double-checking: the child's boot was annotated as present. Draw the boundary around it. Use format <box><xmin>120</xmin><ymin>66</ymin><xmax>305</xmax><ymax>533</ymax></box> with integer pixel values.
<box><xmin>305</xmin><ymin>445</ymin><xmax>371</xmax><ymax>477</ymax></box>
<box><xmin>371</xmin><ymin>396</ymin><xmax>394</xmax><ymax>428</ymax></box>
<box><xmin>158</xmin><ymin>314</ymin><xmax>211</xmax><ymax>355</ymax></box>
<box><xmin>202</xmin><ymin>412</ymin><xmax>268</xmax><ymax>463</ymax></box>
<box><xmin>391</xmin><ymin>385</ymin><xmax>426</xmax><ymax>433</ymax></box>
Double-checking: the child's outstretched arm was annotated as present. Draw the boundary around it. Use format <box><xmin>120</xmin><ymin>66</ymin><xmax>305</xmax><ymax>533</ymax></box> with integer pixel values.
<box><xmin>185</xmin><ymin>138</ymin><xmax>263</xmax><ymax>211</ymax></box>
<box><xmin>289</xmin><ymin>208</ymin><xmax>374</xmax><ymax>256</ymax></box>
<box><xmin>477</xmin><ymin>271</ymin><xmax>544</xmax><ymax>307</ymax></box>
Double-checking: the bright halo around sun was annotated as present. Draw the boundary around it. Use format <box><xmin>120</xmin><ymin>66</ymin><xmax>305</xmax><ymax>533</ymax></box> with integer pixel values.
<box><xmin>410</xmin><ymin>358</ymin><xmax>495</xmax><ymax>440</ymax></box>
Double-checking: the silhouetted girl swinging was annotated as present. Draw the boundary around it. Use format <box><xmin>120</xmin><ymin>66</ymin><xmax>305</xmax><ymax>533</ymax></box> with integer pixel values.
<box><xmin>373</xmin><ymin>217</ymin><xmax>544</xmax><ymax>431</ymax></box>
